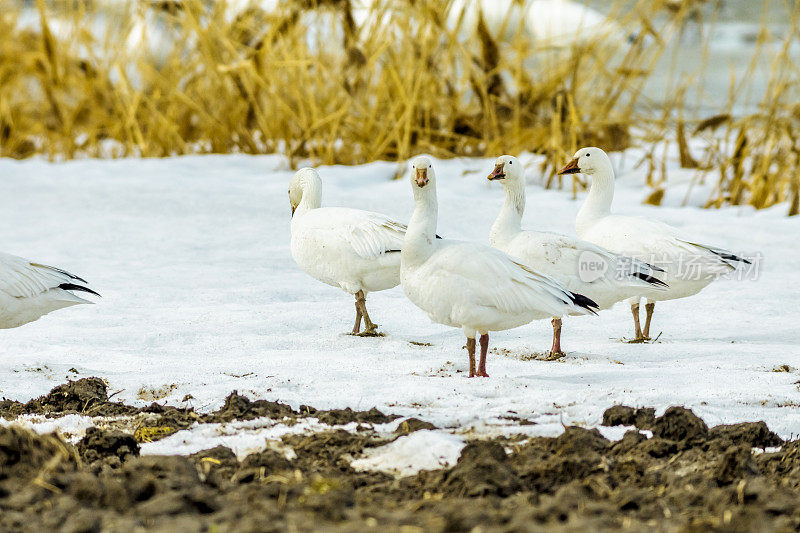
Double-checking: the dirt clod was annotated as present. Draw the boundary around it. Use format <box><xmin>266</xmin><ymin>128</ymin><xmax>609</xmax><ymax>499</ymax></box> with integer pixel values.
<box><xmin>715</xmin><ymin>445</ymin><xmax>759</xmax><ymax>485</ymax></box>
<box><xmin>203</xmin><ymin>391</ymin><xmax>296</xmax><ymax>423</ymax></box>
<box><xmin>77</xmin><ymin>427</ymin><xmax>139</xmax><ymax>465</ymax></box>
<box><xmin>651</xmin><ymin>406</ymin><xmax>708</xmax><ymax>443</ymax></box>
<box><xmin>394</xmin><ymin>417</ymin><xmax>438</xmax><ymax>435</ymax></box>
<box><xmin>1</xmin><ymin>378</ymin><xmax>138</xmax><ymax>419</ymax></box>
<box><xmin>708</xmin><ymin>421</ymin><xmax>783</xmax><ymax>449</ymax></box>
<box><xmin>306</xmin><ymin>406</ymin><xmax>398</xmax><ymax>426</ymax></box>
<box><xmin>602</xmin><ymin>405</ymin><xmax>656</xmax><ymax>429</ymax></box>
<box><xmin>452</xmin><ymin>441</ymin><xmax>522</xmax><ymax>496</ymax></box>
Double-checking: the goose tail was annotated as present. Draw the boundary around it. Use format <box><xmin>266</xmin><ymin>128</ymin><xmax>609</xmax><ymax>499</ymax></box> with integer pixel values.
<box><xmin>54</xmin><ymin>283</ymin><xmax>100</xmax><ymax>305</ymax></box>
<box><xmin>569</xmin><ymin>292</ymin><xmax>599</xmax><ymax>316</ymax></box>
<box><xmin>632</xmin><ymin>271</ymin><xmax>669</xmax><ymax>289</ymax></box>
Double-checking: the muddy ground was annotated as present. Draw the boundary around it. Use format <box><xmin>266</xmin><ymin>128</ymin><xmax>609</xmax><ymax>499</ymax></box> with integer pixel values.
<box><xmin>1</xmin><ymin>379</ymin><xmax>799</xmax><ymax>532</ymax></box>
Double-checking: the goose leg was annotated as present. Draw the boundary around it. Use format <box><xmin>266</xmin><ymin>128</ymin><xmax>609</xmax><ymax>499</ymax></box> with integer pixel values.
<box><xmin>477</xmin><ymin>334</ymin><xmax>490</xmax><ymax>377</ymax></box>
<box><xmin>643</xmin><ymin>301</ymin><xmax>655</xmax><ymax>340</ymax></box>
<box><xmin>548</xmin><ymin>317</ymin><xmax>564</xmax><ymax>359</ymax></box>
<box><xmin>466</xmin><ymin>337</ymin><xmax>477</xmax><ymax>377</ymax></box>
<box><xmin>629</xmin><ymin>301</ymin><xmax>645</xmax><ymax>342</ymax></box>
<box><xmin>351</xmin><ymin>295</ymin><xmax>363</xmax><ymax>335</ymax></box>
<box><xmin>355</xmin><ymin>290</ymin><xmax>380</xmax><ymax>336</ymax></box>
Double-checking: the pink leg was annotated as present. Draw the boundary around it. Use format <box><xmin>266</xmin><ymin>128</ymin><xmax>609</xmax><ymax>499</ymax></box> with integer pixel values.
<box><xmin>643</xmin><ymin>302</ymin><xmax>655</xmax><ymax>340</ymax></box>
<box><xmin>550</xmin><ymin>317</ymin><xmax>564</xmax><ymax>357</ymax></box>
<box><xmin>631</xmin><ymin>302</ymin><xmax>643</xmax><ymax>340</ymax></box>
<box><xmin>351</xmin><ymin>297</ymin><xmax>362</xmax><ymax>334</ymax></box>
<box><xmin>466</xmin><ymin>338</ymin><xmax>476</xmax><ymax>377</ymax></box>
<box><xmin>477</xmin><ymin>334</ymin><xmax>489</xmax><ymax>377</ymax></box>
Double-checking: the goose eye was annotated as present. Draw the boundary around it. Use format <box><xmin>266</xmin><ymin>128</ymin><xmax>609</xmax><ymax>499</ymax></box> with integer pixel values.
<box><xmin>509</xmin><ymin>161</ymin><xmax>512</xmax><ymax>165</ymax></box>
<box><xmin>428</xmin><ymin>165</ymin><xmax>431</xmax><ymax>168</ymax></box>
<box><xmin>586</xmin><ymin>153</ymin><xmax>591</xmax><ymax>157</ymax></box>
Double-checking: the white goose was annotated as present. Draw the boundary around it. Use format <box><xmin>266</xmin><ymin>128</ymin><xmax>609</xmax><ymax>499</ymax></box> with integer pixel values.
<box><xmin>289</xmin><ymin>167</ymin><xmax>405</xmax><ymax>336</ymax></box>
<box><xmin>446</xmin><ymin>0</ymin><xmax>631</xmax><ymax>49</ymax></box>
<box><xmin>488</xmin><ymin>155</ymin><xmax>667</xmax><ymax>356</ymax></box>
<box><xmin>401</xmin><ymin>156</ymin><xmax>598</xmax><ymax>377</ymax></box>
<box><xmin>0</xmin><ymin>253</ymin><xmax>98</xmax><ymax>329</ymax></box>
<box><xmin>558</xmin><ymin>147</ymin><xmax>750</xmax><ymax>342</ymax></box>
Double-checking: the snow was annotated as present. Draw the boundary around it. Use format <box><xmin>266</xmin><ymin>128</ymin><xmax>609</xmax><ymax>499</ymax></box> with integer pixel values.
<box><xmin>0</xmin><ymin>413</ymin><xmax>97</xmax><ymax>443</ymax></box>
<box><xmin>141</xmin><ymin>417</ymin><xmax>354</xmax><ymax>460</ymax></box>
<box><xmin>0</xmin><ymin>148</ymin><xmax>799</xmax><ymax>452</ymax></box>
<box><xmin>350</xmin><ymin>430</ymin><xmax>466</xmax><ymax>477</ymax></box>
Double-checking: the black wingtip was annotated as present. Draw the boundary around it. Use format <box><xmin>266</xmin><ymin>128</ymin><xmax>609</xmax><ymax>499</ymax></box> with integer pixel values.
<box><xmin>30</xmin><ymin>262</ymin><xmax>88</xmax><ymax>283</ymax></box>
<box><xmin>570</xmin><ymin>292</ymin><xmax>599</xmax><ymax>314</ymax></box>
<box><xmin>633</xmin><ymin>271</ymin><xmax>669</xmax><ymax>288</ymax></box>
<box><xmin>58</xmin><ymin>283</ymin><xmax>101</xmax><ymax>298</ymax></box>
<box><xmin>713</xmin><ymin>250</ymin><xmax>750</xmax><ymax>264</ymax></box>
<box><xmin>435</xmin><ymin>234</ymin><xmax>443</xmax><ymax>239</ymax></box>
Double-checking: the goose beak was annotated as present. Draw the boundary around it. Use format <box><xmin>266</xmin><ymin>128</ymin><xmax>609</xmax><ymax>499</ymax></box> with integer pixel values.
<box><xmin>487</xmin><ymin>163</ymin><xmax>505</xmax><ymax>181</ymax></box>
<box><xmin>558</xmin><ymin>158</ymin><xmax>581</xmax><ymax>175</ymax></box>
<box><xmin>415</xmin><ymin>168</ymin><xmax>428</xmax><ymax>187</ymax></box>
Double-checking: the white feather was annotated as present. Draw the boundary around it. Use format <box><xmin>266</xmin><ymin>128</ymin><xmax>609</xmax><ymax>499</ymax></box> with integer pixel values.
<box><xmin>401</xmin><ymin>156</ymin><xmax>594</xmax><ymax>340</ymax></box>
<box><xmin>571</xmin><ymin>147</ymin><xmax>748</xmax><ymax>302</ymax></box>
<box><xmin>0</xmin><ymin>252</ymin><xmax>96</xmax><ymax>329</ymax></box>
<box><xmin>289</xmin><ymin>168</ymin><xmax>404</xmax><ymax>296</ymax></box>
<box><xmin>488</xmin><ymin>155</ymin><xmax>665</xmax><ymax>312</ymax></box>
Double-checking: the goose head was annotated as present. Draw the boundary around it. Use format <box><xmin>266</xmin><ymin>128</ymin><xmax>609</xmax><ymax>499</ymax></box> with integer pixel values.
<box><xmin>487</xmin><ymin>155</ymin><xmax>523</xmax><ymax>186</ymax></box>
<box><xmin>558</xmin><ymin>147</ymin><xmax>612</xmax><ymax>177</ymax></box>
<box><xmin>410</xmin><ymin>155</ymin><xmax>436</xmax><ymax>190</ymax></box>
<box><xmin>288</xmin><ymin>167</ymin><xmax>319</xmax><ymax>216</ymax></box>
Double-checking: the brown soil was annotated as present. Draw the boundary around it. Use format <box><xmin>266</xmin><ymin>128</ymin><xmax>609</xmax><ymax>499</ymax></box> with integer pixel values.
<box><xmin>1</xmin><ymin>379</ymin><xmax>400</xmax><ymax>444</ymax></box>
<box><xmin>1</xmin><ymin>385</ymin><xmax>799</xmax><ymax>531</ymax></box>
<box><xmin>0</xmin><ymin>378</ymin><xmax>138</xmax><ymax>418</ymax></box>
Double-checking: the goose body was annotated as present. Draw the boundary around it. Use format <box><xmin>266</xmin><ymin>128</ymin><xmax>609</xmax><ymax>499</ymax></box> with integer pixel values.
<box><xmin>575</xmin><ymin>214</ymin><xmax>736</xmax><ymax>301</ymax></box>
<box><xmin>290</xmin><ymin>207</ymin><xmax>404</xmax><ymax>295</ymax></box>
<box><xmin>491</xmin><ymin>229</ymin><xmax>662</xmax><ymax>308</ymax></box>
<box><xmin>401</xmin><ymin>156</ymin><xmax>597</xmax><ymax>377</ymax></box>
<box><xmin>525</xmin><ymin>0</ymin><xmax>626</xmax><ymax>47</ymax></box>
<box><xmin>402</xmin><ymin>240</ymin><xmax>590</xmax><ymax>332</ymax></box>
<box><xmin>559</xmin><ymin>147</ymin><xmax>749</xmax><ymax>340</ymax></box>
<box><xmin>289</xmin><ymin>168</ymin><xmax>405</xmax><ymax>335</ymax></box>
<box><xmin>487</xmin><ymin>155</ymin><xmax>666</xmax><ymax>353</ymax></box>
<box><xmin>0</xmin><ymin>253</ymin><xmax>98</xmax><ymax>329</ymax></box>
<box><xmin>447</xmin><ymin>0</ymin><xmax>628</xmax><ymax>48</ymax></box>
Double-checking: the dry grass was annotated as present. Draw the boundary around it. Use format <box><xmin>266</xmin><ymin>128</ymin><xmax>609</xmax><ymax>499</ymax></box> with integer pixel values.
<box><xmin>0</xmin><ymin>0</ymin><xmax>667</xmax><ymax>162</ymax></box>
<box><xmin>696</xmin><ymin>20</ymin><xmax>800</xmax><ymax>216</ymax></box>
<box><xmin>0</xmin><ymin>0</ymin><xmax>799</xmax><ymax>213</ymax></box>
<box><xmin>625</xmin><ymin>1</ymin><xmax>800</xmax><ymax>215</ymax></box>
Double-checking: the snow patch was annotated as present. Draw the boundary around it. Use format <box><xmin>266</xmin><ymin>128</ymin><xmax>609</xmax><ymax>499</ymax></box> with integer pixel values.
<box><xmin>350</xmin><ymin>430</ymin><xmax>466</xmax><ymax>477</ymax></box>
<box><xmin>0</xmin><ymin>414</ymin><xmax>97</xmax><ymax>444</ymax></box>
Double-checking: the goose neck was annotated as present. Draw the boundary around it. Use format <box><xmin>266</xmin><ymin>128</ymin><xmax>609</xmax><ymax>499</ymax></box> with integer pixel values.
<box><xmin>403</xmin><ymin>186</ymin><xmax>438</xmax><ymax>265</ymax></box>
<box><xmin>294</xmin><ymin>173</ymin><xmax>322</xmax><ymax>218</ymax></box>
<box><xmin>576</xmin><ymin>168</ymin><xmax>614</xmax><ymax>237</ymax></box>
<box><xmin>490</xmin><ymin>182</ymin><xmax>525</xmax><ymax>247</ymax></box>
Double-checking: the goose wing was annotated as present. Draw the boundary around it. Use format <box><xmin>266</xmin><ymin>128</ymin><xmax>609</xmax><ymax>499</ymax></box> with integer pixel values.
<box><xmin>568</xmin><ymin>237</ymin><xmax>668</xmax><ymax>288</ymax></box>
<box><xmin>509</xmin><ymin>231</ymin><xmax>666</xmax><ymax>290</ymax></box>
<box><xmin>587</xmin><ymin>215</ymin><xmax>746</xmax><ymax>272</ymax></box>
<box><xmin>0</xmin><ymin>252</ymin><xmax>98</xmax><ymax>299</ymax></box>
<box><xmin>430</xmin><ymin>243</ymin><xmax>598</xmax><ymax>317</ymax></box>
<box><xmin>338</xmin><ymin>210</ymin><xmax>407</xmax><ymax>260</ymax></box>
<box><xmin>675</xmin><ymin>239</ymin><xmax>751</xmax><ymax>269</ymax></box>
